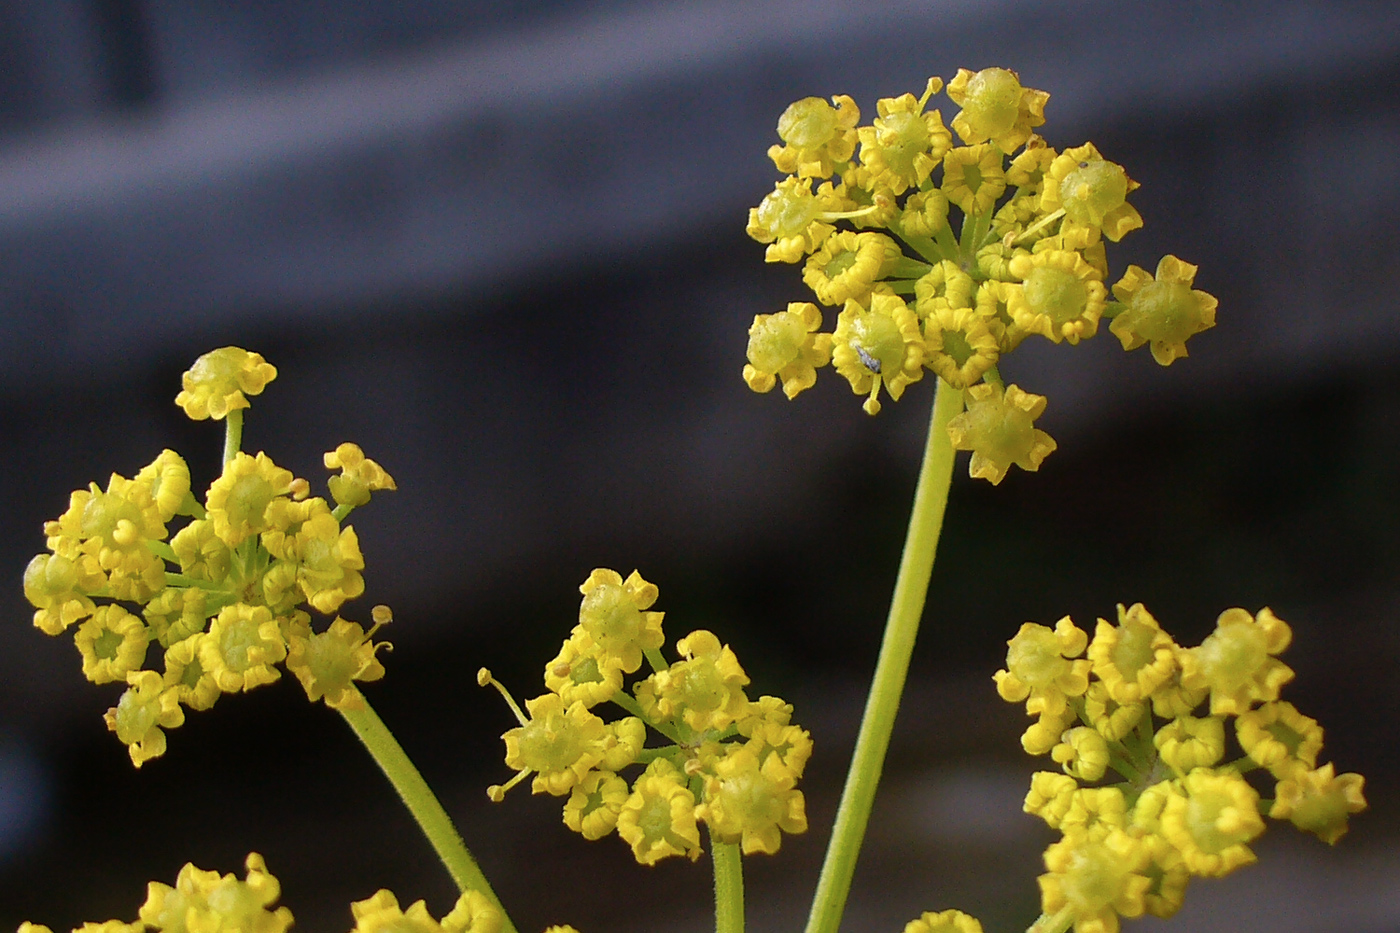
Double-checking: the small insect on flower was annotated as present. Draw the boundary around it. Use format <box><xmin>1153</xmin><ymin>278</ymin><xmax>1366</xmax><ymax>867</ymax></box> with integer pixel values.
<box><xmin>855</xmin><ymin>345</ymin><xmax>882</xmax><ymax>374</ymax></box>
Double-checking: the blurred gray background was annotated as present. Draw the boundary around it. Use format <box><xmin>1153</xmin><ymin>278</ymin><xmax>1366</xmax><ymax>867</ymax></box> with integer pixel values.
<box><xmin>1</xmin><ymin>1</ymin><xmax>1398</xmax><ymax>931</ymax></box>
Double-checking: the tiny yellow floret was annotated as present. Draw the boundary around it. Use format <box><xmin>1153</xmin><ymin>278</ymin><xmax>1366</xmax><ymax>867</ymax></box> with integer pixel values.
<box><xmin>174</xmin><ymin>346</ymin><xmax>278</xmax><ymax>421</ymax></box>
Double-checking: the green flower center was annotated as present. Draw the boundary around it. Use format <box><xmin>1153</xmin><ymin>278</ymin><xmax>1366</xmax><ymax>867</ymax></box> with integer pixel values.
<box><xmin>777</xmin><ymin>98</ymin><xmax>838</xmax><ymax>149</ymax></box>
<box><xmin>1129</xmin><ymin>280</ymin><xmax>1200</xmax><ymax>342</ymax></box>
<box><xmin>82</xmin><ymin>491</ymin><xmax>144</xmax><ymax>549</ymax></box>
<box><xmin>748</xmin><ymin>313</ymin><xmax>807</xmax><ymax>374</ymax></box>
<box><xmin>1062</xmin><ymin>842</ymin><xmax>1126</xmax><ymax>912</ymax></box>
<box><xmin>580</xmin><ymin>584</ymin><xmax>642</xmax><ymax>650</ymax></box>
<box><xmin>1112</xmin><ymin>620</ymin><xmax>1158</xmax><ymax>678</ymax></box>
<box><xmin>1024</xmin><ymin>266</ymin><xmax>1088</xmax><ymax>324</ymax></box>
<box><xmin>226</xmin><ymin>474</ymin><xmax>276</xmax><ymax>532</ymax></box>
<box><xmin>852</xmin><ymin>312</ymin><xmax>906</xmax><ymax>375</ymax></box>
<box><xmin>1060</xmin><ymin>159</ymin><xmax>1128</xmax><ymax>226</ymax></box>
<box><xmin>1007</xmin><ymin>626</ymin><xmax>1068</xmax><ymax>687</ymax></box>
<box><xmin>519</xmin><ymin>713</ymin><xmax>587</xmax><ymax>774</ymax></box>
<box><xmin>962</xmin><ymin>69</ymin><xmax>1023</xmax><ymax>139</ymax></box>
<box><xmin>113</xmin><ymin>687</ymin><xmax>157</xmax><ymax>743</ymax></box>
<box><xmin>1197</xmin><ymin>625</ymin><xmax>1267</xmax><ymax>693</ymax></box>
<box><xmin>757</xmin><ymin>185</ymin><xmax>820</xmax><ymax>239</ymax></box>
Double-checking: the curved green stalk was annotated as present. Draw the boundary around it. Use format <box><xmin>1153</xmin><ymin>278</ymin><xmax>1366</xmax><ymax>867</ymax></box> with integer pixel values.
<box><xmin>713</xmin><ymin>839</ymin><xmax>745</xmax><ymax>933</ymax></box>
<box><xmin>339</xmin><ymin>687</ymin><xmax>517</xmax><ymax>933</ymax></box>
<box><xmin>804</xmin><ymin>379</ymin><xmax>962</xmax><ymax>933</ymax></box>
<box><xmin>222</xmin><ymin>409</ymin><xmax>243</xmax><ymax>466</ymax></box>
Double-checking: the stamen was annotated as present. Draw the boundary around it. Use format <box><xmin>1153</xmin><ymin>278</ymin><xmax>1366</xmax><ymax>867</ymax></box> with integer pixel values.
<box><xmin>478</xmin><ymin>667</ymin><xmax>529</xmax><ymax>726</ymax></box>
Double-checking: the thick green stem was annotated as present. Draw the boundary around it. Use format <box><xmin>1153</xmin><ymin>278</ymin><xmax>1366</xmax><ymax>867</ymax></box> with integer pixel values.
<box><xmin>222</xmin><ymin>409</ymin><xmax>243</xmax><ymax>467</ymax></box>
<box><xmin>713</xmin><ymin>838</ymin><xmax>745</xmax><ymax>933</ymax></box>
<box><xmin>339</xmin><ymin>688</ymin><xmax>517</xmax><ymax>933</ymax></box>
<box><xmin>804</xmin><ymin>379</ymin><xmax>962</xmax><ymax>933</ymax></box>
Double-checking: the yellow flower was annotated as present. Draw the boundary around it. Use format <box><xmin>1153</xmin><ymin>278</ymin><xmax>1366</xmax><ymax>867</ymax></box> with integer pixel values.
<box><xmin>324</xmin><ymin>443</ymin><xmax>397</xmax><ymax>509</ymax></box>
<box><xmin>994</xmin><ymin>617</ymin><xmax>1090</xmax><ymax>718</ymax></box>
<box><xmin>544</xmin><ymin>629</ymin><xmax>625</xmax><ymax>708</ymax></box>
<box><xmin>1006</xmin><ymin>250</ymin><xmax>1106</xmax><ymax>345</ymax></box>
<box><xmin>139</xmin><ymin>853</ymin><xmax>292</xmax><ymax>933</ymax></box>
<box><xmin>1040</xmin><ymin>143</ymin><xmax>1142</xmax><ymax>242</ymax></box>
<box><xmin>502</xmin><ymin>693</ymin><xmax>609</xmax><ymax>796</ymax></box>
<box><xmin>1025</xmin><ymin>771</ymin><xmax>1078</xmax><ymax>828</ymax></box>
<box><xmin>946</xmin><ymin>67</ymin><xmax>1048</xmax><ymax>151</ymax></box>
<box><xmin>902</xmin><ymin>910</ymin><xmax>984</xmax><ymax>933</ymax></box>
<box><xmin>830</xmin><ymin>292</ymin><xmax>925</xmax><ymax>416</ymax></box>
<box><xmin>768</xmin><ymin>94</ymin><xmax>861</xmax><ymax>179</ymax></box>
<box><xmin>1109</xmin><ymin>255</ymin><xmax>1218</xmax><ymax>365</ymax></box>
<box><xmin>134</xmin><ymin>449</ymin><xmax>192</xmax><ymax>522</ymax></box>
<box><xmin>1038</xmin><ymin>828</ymin><xmax>1149</xmax><ymax>933</ymax></box>
<box><xmin>45</xmin><ymin>475</ymin><xmax>167</xmax><ymax>602</ymax></box>
<box><xmin>913</xmin><ymin>260</ymin><xmax>977</xmax><ymax>318</ymax></box>
<box><xmin>174</xmin><ymin>347</ymin><xmax>278</xmax><ymax>421</ymax></box>
<box><xmin>898</xmin><ymin>188</ymin><xmax>950</xmax><ymax>237</ymax></box>
<box><xmin>922</xmin><ymin>304</ymin><xmax>1000</xmax><ymax>389</ymax></box>
<box><xmin>75</xmin><ymin>605</ymin><xmax>149</xmax><ymax>685</ymax></box>
<box><xmin>162</xmin><ymin>633</ymin><xmax>222</xmax><ymax>711</ymax></box>
<box><xmin>1086</xmin><ymin>603</ymin><xmax>1178</xmax><ymax>705</ymax></box>
<box><xmin>743</xmin><ymin>302</ymin><xmax>833</xmax><ymax>399</ymax></box>
<box><xmin>271</xmin><ymin>503</ymin><xmax>366</xmax><ymax>614</ymax></box>
<box><xmin>696</xmin><ymin>745</ymin><xmax>807</xmax><ymax>855</ymax></box>
<box><xmin>802</xmin><ymin>230</ymin><xmax>901</xmax><ymax>306</ymax></box>
<box><xmin>601</xmin><ymin>716</ymin><xmax>646</xmax><ymax>772</ymax></box>
<box><xmin>142</xmin><ymin>586</ymin><xmax>209</xmax><ymax>648</ymax></box>
<box><xmin>286</xmin><ymin>614</ymin><xmax>389</xmax><ymax>710</ymax></box>
<box><xmin>564</xmin><ymin>770</ymin><xmax>630</xmax><ymax>841</ymax></box>
<box><xmin>746</xmin><ymin>176</ymin><xmax>839</xmax><ymax>263</ymax></box>
<box><xmin>1179</xmin><ymin>607</ymin><xmax>1293</xmax><ymax>715</ymax></box>
<box><xmin>941</xmin><ymin>144</ymin><xmax>1008</xmax><ymax>215</ymax></box>
<box><xmin>1159</xmin><ymin>769</ymin><xmax>1265</xmax><ymax>877</ymax></box>
<box><xmin>1022</xmin><ymin>704</ymin><xmax>1075</xmax><ymax>757</ymax></box>
<box><xmin>637</xmin><ymin>629</ymin><xmax>751</xmax><ymax>734</ymax></box>
<box><xmin>616</xmin><ymin>758</ymin><xmax>702</xmax><ymax>864</ymax></box>
<box><xmin>1059</xmin><ymin>787</ymin><xmax>1129</xmax><ymax>837</ymax></box>
<box><xmin>1081</xmin><ymin>682</ymin><xmax>1144</xmax><ymax>742</ymax></box>
<box><xmin>1005</xmin><ymin>135</ymin><xmax>1056</xmax><ymax>187</ymax></box>
<box><xmin>1269</xmin><ymin>763</ymin><xmax>1366</xmax><ymax>844</ymax></box>
<box><xmin>169</xmin><ymin>518</ymin><xmax>232</xmax><ymax>583</ymax></box>
<box><xmin>199</xmin><ymin>603</ymin><xmax>287</xmax><ymax>693</ymax></box>
<box><xmin>205</xmin><ymin>451</ymin><xmax>300</xmax><ymax>548</ymax></box>
<box><xmin>857</xmin><ymin>78</ymin><xmax>951</xmax><ymax>194</ymax></box>
<box><xmin>1236</xmin><ymin>700</ymin><xmax>1323</xmax><ymax>778</ymax></box>
<box><xmin>105</xmin><ymin>670</ymin><xmax>185</xmax><ymax>767</ymax></box>
<box><xmin>947</xmin><ymin>382</ymin><xmax>1057</xmax><ymax>484</ymax></box>
<box><xmin>830</xmin><ymin>164</ymin><xmax>899</xmax><ymax>230</ymax></box>
<box><xmin>23</xmin><ymin>552</ymin><xmax>101</xmax><ymax>636</ymax></box>
<box><xmin>745</xmin><ymin>721</ymin><xmax>812</xmax><ymax>779</ymax></box>
<box><xmin>1153</xmin><ymin>716</ymin><xmax>1226</xmax><ymax>773</ymax></box>
<box><xmin>349</xmin><ymin>890</ymin><xmax>443</xmax><ymax>933</ymax></box>
<box><xmin>1052</xmin><ymin>727</ymin><xmax>1110</xmax><ymax>782</ymax></box>
<box><xmin>1138</xmin><ymin>833</ymin><xmax>1190</xmax><ymax>919</ymax></box>
<box><xmin>441</xmin><ymin>890</ymin><xmax>504</xmax><ymax>933</ymax></box>
<box><xmin>576</xmin><ymin>568</ymin><xmax>664</xmax><ymax>674</ymax></box>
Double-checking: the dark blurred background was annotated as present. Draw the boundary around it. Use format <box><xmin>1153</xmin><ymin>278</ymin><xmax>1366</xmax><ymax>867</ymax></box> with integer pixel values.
<box><xmin>2</xmin><ymin>1</ymin><xmax>1398</xmax><ymax>930</ymax></box>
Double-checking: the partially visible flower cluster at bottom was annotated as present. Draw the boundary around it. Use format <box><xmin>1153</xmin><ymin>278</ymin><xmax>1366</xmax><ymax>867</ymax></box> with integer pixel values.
<box><xmin>983</xmin><ymin>604</ymin><xmax>1367</xmax><ymax>933</ymax></box>
<box><xmin>484</xmin><ymin>568</ymin><xmax>810</xmax><ymax>865</ymax></box>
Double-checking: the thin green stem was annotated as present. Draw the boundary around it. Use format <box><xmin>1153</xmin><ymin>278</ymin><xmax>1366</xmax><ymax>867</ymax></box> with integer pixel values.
<box><xmin>644</xmin><ymin>646</ymin><xmax>670</xmax><ymax>675</ymax></box>
<box><xmin>145</xmin><ymin>540</ymin><xmax>179</xmax><ymax>562</ymax></box>
<box><xmin>713</xmin><ymin>838</ymin><xmax>745</xmax><ymax>933</ymax></box>
<box><xmin>332</xmin><ymin>503</ymin><xmax>355</xmax><ymax>523</ymax></box>
<box><xmin>804</xmin><ymin>379</ymin><xmax>963</xmax><ymax>933</ymax></box>
<box><xmin>222</xmin><ymin>409</ymin><xmax>243</xmax><ymax>467</ymax></box>
<box><xmin>610</xmin><ymin>690</ymin><xmax>684</xmax><ymax>744</ymax></box>
<box><xmin>339</xmin><ymin>687</ymin><xmax>517</xmax><ymax>933</ymax></box>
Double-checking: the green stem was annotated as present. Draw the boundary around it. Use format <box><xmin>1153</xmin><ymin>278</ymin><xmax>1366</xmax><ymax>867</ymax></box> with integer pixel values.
<box><xmin>713</xmin><ymin>838</ymin><xmax>745</xmax><ymax>933</ymax></box>
<box><xmin>609</xmin><ymin>690</ymin><xmax>684</xmax><ymax>744</ymax></box>
<box><xmin>339</xmin><ymin>687</ymin><xmax>517</xmax><ymax>933</ymax></box>
<box><xmin>222</xmin><ymin>409</ymin><xmax>243</xmax><ymax>467</ymax></box>
<box><xmin>804</xmin><ymin>379</ymin><xmax>962</xmax><ymax>933</ymax></box>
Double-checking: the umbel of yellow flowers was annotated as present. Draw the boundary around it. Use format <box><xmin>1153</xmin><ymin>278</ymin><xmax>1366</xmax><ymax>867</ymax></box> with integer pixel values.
<box><xmin>744</xmin><ymin>67</ymin><xmax>1218</xmax><ymax>483</ymax></box>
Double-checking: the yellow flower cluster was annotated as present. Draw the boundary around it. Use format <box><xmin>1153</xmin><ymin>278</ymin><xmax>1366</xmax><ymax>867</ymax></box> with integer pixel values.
<box><xmin>24</xmin><ymin>348</ymin><xmax>398</xmax><ymax>767</ymax></box>
<box><xmin>484</xmin><ymin>569</ymin><xmax>809</xmax><ymax>865</ymax></box>
<box><xmin>994</xmin><ymin>604</ymin><xmax>1365</xmax><ymax>933</ymax></box>
<box><xmin>745</xmin><ymin>68</ymin><xmax>1218</xmax><ymax>482</ymax></box>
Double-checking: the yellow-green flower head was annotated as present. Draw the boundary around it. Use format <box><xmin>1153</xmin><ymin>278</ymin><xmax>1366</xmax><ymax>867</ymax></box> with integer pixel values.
<box><xmin>1060</xmin><ymin>787</ymin><xmax>1129</xmax><ymax>837</ymax></box>
<box><xmin>139</xmin><ymin>853</ymin><xmax>292</xmax><ymax>933</ymax></box>
<box><xmin>174</xmin><ymin>347</ymin><xmax>278</xmax><ymax>421</ymax></box>
<box><xmin>898</xmin><ymin>188</ymin><xmax>950</xmax><ymax>237</ymax></box>
<box><xmin>1081</xmin><ymin>682</ymin><xmax>1145</xmax><ymax>742</ymax></box>
<box><xmin>170</xmin><ymin>519</ymin><xmax>232</xmax><ymax>583</ymax></box>
<box><xmin>1087</xmin><ymin>603</ymin><xmax>1178</xmax><ymax>705</ymax></box>
<box><xmin>441</xmin><ymin>890</ymin><xmax>505</xmax><ymax>933</ymax></box>
<box><xmin>1138</xmin><ymin>833</ymin><xmax>1190</xmax><ymax>919</ymax></box>
<box><xmin>1006</xmin><ymin>250</ymin><xmax>1106</xmax><ymax>345</ymax></box>
<box><xmin>1180</xmin><ymin>607</ymin><xmax>1294</xmax><ymax>716</ymax></box>
<box><xmin>617</xmin><ymin>758</ymin><xmax>702</xmax><ymax>865</ymax></box>
<box><xmin>349</xmin><ymin>890</ymin><xmax>444</xmax><ymax>933</ymax></box>
<box><xmin>1148</xmin><ymin>666</ymin><xmax>1208</xmax><ymax>720</ymax></box>
<box><xmin>1006</xmin><ymin>136</ymin><xmax>1056</xmax><ymax>188</ymax></box>
<box><xmin>75</xmin><ymin>605</ymin><xmax>148</xmax><ymax>685</ymax></box>
<box><xmin>922</xmin><ymin>304</ymin><xmax>1000</xmax><ymax>389</ymax></box>
<box><xmin>286</xmin><ymin>616</ymin><xmax>388</xmax><ymax>710</ymax></box>
<box><xmin>913</xmin><ymin>260</ymin><xmax>977</xmax><ymax>318</ymax></box>
<box><xmin>1154</xmin><ymin>716</ymin><xmax>1226</xmax><ymax>773</ymax></box>
<box><xmin>857</xmin><ymin>78</ymin><xmax>951</xmax><ymax>194</ymax></box>
<box><xmin>199</xmin><ymin>603</ymin><xmax>287</xmax><ymax>694</ymax></box>
<box><xmin>1052</xmin><ymin>727</ymin><xmax>1110</xmax><ymax>782</ymax></box>
<box><xmin>995</xmin><ymin>618</ymin><xmax>1090</xmax><ymax>717</ymax></box>
<box><xmin>768</xmin><ymin>94</ymin><xmax>861</xmax><ymax>179</ymax></box>
<box><xmin>831</xmin><ymin>165</ymin><xmax>899</xmax><ymax>230</ymax></box>
<box><xmin>143</xmin><ymin>585</ymin><xmax>208</xmax><ymax>648</ymax></box>
<box><xmin>946</xmin><ymin>67</ymin><xmax>1048</xmax><ymax>152</ymax></box>
<box><xmin>206</xmin><ymin>451</ymin><xmax>301</xmax><ymax>548</ymax></box>
<box><xmin>973</xmin><ymin>279</ymin><xmax>1028</xmax><ymax>352</ymax></box>
<box><xmin>941</xmin><ymin>144</ymin><xmax>1008</xmax><ymax>215</ymax></box>
<box><xmin>503</xmin><ymin>693</ymin><xmax>608</xmax><ymax>796</ymax></box>
<box><xmin>135</xmin><ymin>449</ymin><xmax>193</xmax><ymax>523</ymax></box>
<box><xmin>746</xmin><ymin>177</ymin><xmax>838</xmax><ymax>264</ymax></box>
<box><xmin>1040</xmin><ymin>144</ymin><xmax>1142</xmax><ymax>242</ymax></box>
<box><xmin>1236</xmin><ymin>700</ymin><xmax>1324</xmax><ymax>779</ymax></box>
<box><xmin>1109</xmin><ymin>256</ymin><xmax>1218</xmax><ymax>365</ymax></box>
<box><xmin>46</xmin><ymin>475</ymin><xmax>167</xmax><ymax>601</ymax></box>
<box><xmin>1130</xmin><ymin>779</ymin><xmax>1177</xmax><ymax>836</ymax></box>
<box><xmin>576</xmin><ymin>568</ymin><xmax>664</xmax><ymax>674</ymax></box>
<box><xmin>639</xmin><ymin>630</ymin><xmax>751</xmax><ymax>734</ymax></box>
<box><xmin>163</xmin><ymin>634</ymin><xmax>222</xmax><ymax>712</ymax></box>
<box><xmin>1025</xmin><ymin>771</ymin><xmax>1078</xmax><ymax>829</ymax></box>
<box><xmin>902</xmin><ymin>909</ymin><xmax>984</xmax><ymax>933</ymax></box>
<box><xmin>802</xmin><ymin>230</ymin><xmax>901</xmax><ymax>307</ymax></box>
<box><xmin>948</xmin><ymin>382</ymin><xmax>1058</xmax><ymax>484</ymax></box>
<box><xmin>104</xmin><ymin>669</ymin><xmax>185</xmax><ymax>767</ymax></box>
<box><xmin>269</xmin><ymin>503</ymin><xmax>366</xmax><ymax>614</ymax></box>
<box><xmin>831</xmin><ymin>292</ymin><xmax>925</xmax><ymax>416</ymax></box>
<box><xmin>564</xmin><ymin>769</ymin><xmax>630</xmax><ymax>841</ymax></box>
<box><xmin>736</xmin><ymin>694</ymin><xmax>794</xmax><ymax>736</ymax></box>
<box><xmin>1269</xmin><ymin>763</ymin><xmax>1366</xmax><ymax>845</ymax></box>
<box><xmin>324</xmin><ymin>442</ymin><xmax>398</xmax><ymax>509</ymax></box>
<box><xmin>743</xmin><ymin>302</ymin><xmax>834</xmax><ymax>400</ymax></box>
<box><xmin>1038</xmin><ymin>829</ymin><xmax>1149</xmax><ymax>933</ymax></box>
<box><xmin>545</xmin><ymin>629</ymin><xmax>625</xmax><ymax>708</ymax></box>
<box><xmin>24</xmin><ymin>552</ymin><xmax>101</xmax><ymax>635</ymax></box>
<box><xmin>745</xmin><ymin>721</ymin><xmax>813</xmax><ymax>779</ymax></box>
<box><xmin>696</xmin><ymin>745</ymin><xmax>807</xmax><ymax>855</ymax></box>
<box><xmin>1160</xmin><ymin>769</ymin><xmax>1265</xmax><ymax>876</ymax></box>
<box><xmin>602</xmin><ymin>716</ymin><xmax>646</xmax><ymax>771</ymax></box>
